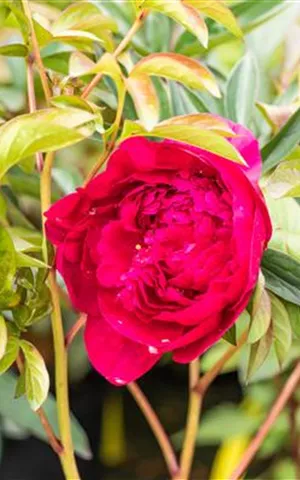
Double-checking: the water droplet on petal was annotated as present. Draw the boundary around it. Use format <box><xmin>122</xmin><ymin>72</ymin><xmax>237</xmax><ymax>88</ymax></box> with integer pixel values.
<box><xmin>55</xmin><ymin>217</ymin><xmax>63</xmax><ymax>223</ymax></box>
<box><xmin>89</xmin><ymin>208</ymin><xmax>97</xmax><ymax>216</ymax></box>
<box><xmin>148</xmin><ymin>346</ymin><xmax>159</xmax><ymax>354</ymax></box>
<box><xmin>113</xmin><ymin>377</ymin><xmax>126</xmax><ymax>386</ymax></box>
<box><xmin>135</xmin><ymin>243</ymin><xmax>142</xmax><ymax>250</ymax></box>
<box><xmin>117</xmin><ymin>319</ymin><xmax>124</xmax><ymax>325</ymax></box>
<box><xmin>161</xmin><ymin>338</ymin><xmax>170</xmax><ymax>344</ymax></box>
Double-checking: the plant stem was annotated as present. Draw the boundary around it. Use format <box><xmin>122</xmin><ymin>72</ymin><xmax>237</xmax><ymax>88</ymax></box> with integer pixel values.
<box><xmin>174</xmin><ymin>331</ymin><xmax>248</xmax><ymax>479</ymax></box>
<box><xmin>288</xmin><ymin>397</ymin><xmax>300</xmax><ymax>479</ymax></box>
<box><xmin>84</xmin><ymin>87</ymin><xmax>126</xmax><ymax>184</ymax></box>
<box><xmin>174</xmin><ymin>360</ymin><xmax>202</xmax><ymax>480</ymax></box>
<box><xmin>25</xmin><ymin>56</ymin><xmax>43</xmax><ymax>171</ymax></box>
<box><xmin>21</xmin><ymin>0</ymin><xmax>51</xmax><ymax>105</ymax></box>
<box><xmin>81</xmin><ymin>10</ymin><xmax>147</xmax><ymax>99</ymax></box>
<box><xmin>41</xmin><ymin>152</ymin><xmax>80</xmax><ymax>479</ymax></box>
<box><xmin>195</xmin><ymin>330</ymin><xmax>248</xmax><ymax>395</ymax></box>
<box><xmin>65</xmin><ymin>314</ymin><xmax>87</xmax><ymax>349</ymax></box>
<box><xmin>47</xmin><ymin>271</ymin><xmax>81</xmax><ymax>479</ymax></box>
<box><xmin>16</xmin><ymin>354</ymin><xmax>63</xmax><ymax>455</ymax></box>
<box><xmin>127</xmin><ymin>381</ymin><xmax>179</xmax><ymax>477</ymax></box>
<box><xmin>230</xmin><ymin>360</ymin><xmax>300</xmax><ymax>480</ymax></box>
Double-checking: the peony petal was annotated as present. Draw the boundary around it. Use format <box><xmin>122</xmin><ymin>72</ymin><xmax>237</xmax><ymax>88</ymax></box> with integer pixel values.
<box><xmin>84</xmin><ymin>315</ymin><xmax>161</xmax><ymax>385</ymax></box>
<box><xmin>56</xmin><ymin>247</ymin><xmax>100</xmax><ymax>315</ymax></box>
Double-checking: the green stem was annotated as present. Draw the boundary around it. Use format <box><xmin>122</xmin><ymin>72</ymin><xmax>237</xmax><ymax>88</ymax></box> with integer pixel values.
<box><xmin>174</xmin><ymin>360</ymin><xmax>202</xmax><ymax>480</ymax></box>
<box><xmin>81</xmin><ymin>9</ymin><xmax>147</xmax><ymax>99</ymax></box>
<box><xmin>21</xmin><ymin>0</ymin><xmax>51</xmax><ymax>105</ymax></box>
<box><xmin>41</xmin><ymin>152</ymin><xmax>80</xmax><ymax>480</ymax></box>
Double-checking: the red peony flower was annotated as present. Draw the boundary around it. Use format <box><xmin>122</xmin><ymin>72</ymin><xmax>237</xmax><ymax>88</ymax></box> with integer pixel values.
<box><xmin>45</xmin><ymin>118</ymin><xmax>272</xmax><ymax>386</ymax></box>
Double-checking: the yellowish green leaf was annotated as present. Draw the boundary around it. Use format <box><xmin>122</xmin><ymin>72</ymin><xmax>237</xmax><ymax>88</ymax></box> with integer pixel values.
<box><xmin>257</xmin><ymin>102</ymin><xmax>299</xmax><ymax>133</ymax></box>
<box><xmin>69</xmin><ymin>51</ymin><xmax>96</xmax><ymax>77</ymax></box>
<box><xmin>183</xmin><ymin>0</ymin><xmax>242</xmax><ymax>38</ymax></box>
<box><xmin>0</xmin><ymin>336</ymin><xmax>19</xmax><ymax>375</ymax></box>
<box><xmin>248</xmin><ymin>273</ymin><xmax>271</xmax><ymax>344</ymax></box>
<box><xmin>143</xmin><ymin>0</ymin><xmax>208</xmax><ymax>47</ymax></box>
<box><xmin>20</xmin><ymin>340</ymin><xmax>50</xmax><ymax>411</ymax></box>
<box><xmin>266</xmin><ymin>159</ymin><xmax>300</xmax><ymax>199</ymax></box>
<box><xmin>159</xmin><ymin>113</ymin><xmax>235</xmax><ymax>136</ymax></box>
<box><xmin>0</xmin><ymin>108</ymin><xmax>97</xmax><ymax>179</ymax></box>
<box><xmin>131</xmin><ymin>53</ymin><xmax>220</xmax><ymax>97</ymax></box>
<box><xmin>247</xmin><ymin>326</ymin><xmax>273</xmax><ymax>380</ymax></box>
<box><xmin>270</xmin><ymin>294</ymin><xmax>292</xmax><ymax>368</ymax></box>
<box><xmin>0</xmin><ymin>316</ymin><xmax>7</xmax><ymax>361</ymax></box>
<box><xmin>120</xmin><ymin>119</ymin><xmax>246</xmax><ymax>165</ymax></box>
<box><xmin>265</xmin><ymin>195</ymin><xmax>300</xmax><ymax>261</ymax></box>
<box><xmin>126</xmin><ymin>74</ymin><xmax>159</xmax><ymax>131</ymax></box>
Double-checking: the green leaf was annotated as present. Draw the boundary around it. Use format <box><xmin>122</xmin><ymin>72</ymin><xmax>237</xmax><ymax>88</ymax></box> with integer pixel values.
<box><xmin>270</xmin><ymin>293</ymin><xmax>292</xmax><ymax>367</ymax></box>
<box><xmin>0</xmin><ymin>371</ymin><xmax>92</xmax><ymax>459</ymax></box>
<box><xmin>143</xmin><ymin>0</ymin><xmax>208</xmax><ymax>48</ymax></box>
<box><xmin>223</xmin><ymin>324</ymin><xmax>237</xmax><ymax>346</ymax></box>
<box><xmin>262</xmin><ymin>107</ymin><xmax>300</xmax><ymax>173</ymax></box>
<box><xmin>20</xmin><ymin>340</ymin><xmax>49</xmax><ymax>411</ymax></box>
<box><xmin>265</xmin><ymin>196</ymin><xmax>300</xmax><ymax>261</ymax></box>
<box><xmin>286</xmin><ymin>302</ymin><xmax>300</xmax><ymax>339</ymax></box>
<box><xmin>126</xmin><ymin>74</ymin><xmax>159</xmax><ymax>131</ymax></box>
<box><xmin>225</xmin><ymin>52</ymin><xmax>259</xmax><ymax>127</ymax></box>
<box><xmin>247</xmin><ymin>326</ymin><xmax>273</xmax><ymax>380</ymax></box>
<box><xmin>248</xmin><ymin>273</ymin><xmax>272</xmax><ymax>344</ymax></box>
<box><xmin>183</xmin><ymin>0</ymin><xmax>242</xmax><ymax>38</ymax></box>
<box><xmin>120</xmin><ymin>119</ymin><xmax>246</xmax><ymax>165</ymax></box>
<box><xmin>51</xmin><ymin>3</ymin><xmax>117</xmax><ymax>35</ymax></box>
<box><xmin>196</xmin><ymin>404</ymin><xmax>260</xmax><ymax>444</ymax></box>
<box><xmin>0</xmin><ymin>43</ymin><xmax>28</xmax><ymax>57</ymax></box>
<box><xmin>69</xmin><ymin>51</ymin><xmax>95</xmax><ymax>77</ymax></box>
<box><xmin>266</xmin><ymin>159</ymin><xmax>300</xmax><ymax>199</ymax></box>
<box><xmin>0</xmin><ymin>225</ymin><xmax>16</xmax><ymax>294</ymax></box>
<box><xmin>0</xmin><ymin>315</ymin><xmax>7</xmax><ymax>361</ymax></box>
<box><xmin>262</xmin><ymin>249</ymin><xmax>300</xmax><ymax>306</ymax></box>
<box><xmin>16</xmin><ymin>252</ymin><xmax>48</xmax><ymax>269</ymax></box>
<box><xmin>257</xmin><ymin>102</ymin><xmax>298</xmax><ymax>133</ymax></box>
<box><xmin>0</xmin><ymin>336</ymin><xmax>20</xmax><ymax>375</ymax></box>
<box><xmin>0</xmin><ymin>108</ymin><xmax>97</xmax><ymax>179</ymax></box>
<box><xmin>130</xmin><ymin>53</ymin><xmax>220</xmax><ymax>98</ymax></box>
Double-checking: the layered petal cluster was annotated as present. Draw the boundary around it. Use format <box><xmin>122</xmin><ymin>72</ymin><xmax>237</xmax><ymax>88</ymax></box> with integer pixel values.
<box><xmin>45</xmin><ymin>118</ymin><xmax>272</xmax><ymax>385</ymax></box>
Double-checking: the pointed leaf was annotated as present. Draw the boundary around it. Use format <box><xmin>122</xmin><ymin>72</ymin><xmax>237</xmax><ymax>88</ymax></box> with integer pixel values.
<box><xmin>131</xmin><ymin>53</ymin><xmax>220</xmax><ymax>97</ymax></box>
<box><xmin>183</xmin><ymin>0</ymin><xmax>242</xmax><ymax>37</ymax></box>
<box><xmin>20</xmin><ymin>340</ymin><xmax>49</xmax><ymax>411</ymax></box>
<box><xmin>0</xmin><ymin>316</ymin><xmax>7</xmax><ymax>361</ymax></box>
<box><xmin>0</xmin><ymin>108</ymin><xmax>97</xmax><ymax>179</ymax></box>
<box><xmin>0</xmin><ymin>372</ymin><xmax>92</xmax><ymax>459</ymax></box>
<box><xmin>0</xmin><ymin>226</ymin><xmax>16</xmax><ymax>293</ymax></box>
<box><xmin>225</xmin><ymin>52</ymin><xmax>259</xmax><ymax>127</ymax></box>
<box><xmin>51</xmin><ymin>3</ymin><xmax>117</xmax><ymax>35</ymax></box>
<box><xmin>262</xmin><ymin>107</ymin><xmax>300</xmax><ymax>173</ymax></box>
<box><xmin>69</xmin><ymin>51</ymin><xmax>95</xmax><ymax>77</ymax></box>
<box><xmin>266</xmin><ymin>159</ymin><xmax>300</xmax><ymax>199</ymax></box>
<box><xmin>286</xmin><ymin>302</ymin><xmax>300</xmax><ymax>339</ymax></box>
<box><xmin>0</xmin><ymin>43</ymin><xmax>28</xmax><ymax>57</ymax></box>
<box><xmin>247</xmin><ymin>326</ymin><xmax>273</xmax><ymax>380</ymax></box>
<box><xmin>143</xmin><ymin>0</ymin><xmax>208</xmax><ymax>47</ymax></box>
<box><xmin>126</xmin><ymin>74</ymin><xmax>159</xmax><ymax>131</ymax></box>
<box><xmin>257</xmin><ymin>102</ymin><xmax>299</xmax><ymax>133</ymax></box>
<box><xmin>270</xmin><ymin>294</ymin><xmax>292</xmax><ymax>367</ymax></box>
<box><xmin>262</xmin><ymin>249</ymin><xmax>300</xmax><ymax>306</ymax></box>
<box><xmin>120</xmin><ymin>120</ymin><xmax>246</xmax><ymax>165</ymax></box>
<box><xmin>265</xmin><ymin>196</ymin><xmax>300</xmax><ymax>261</ymax></box>
<box><xmin>248</xmin><ymin>288</ymin><xmax>271</xmax><ymax>343</ymax></box>
<box><xmin>0</xmin><ymin>336</ymin><xmax>20</xmax><ymax>375</ymax></box>
<box><xmin>159</xmin><ymin>113</ymin><xmax>235</xmax><ymax>136</ymax></box>
<box><xmin>16</xmin><ymin>252</ymin><xmax>48</xmax><ymax>269</ymax></box>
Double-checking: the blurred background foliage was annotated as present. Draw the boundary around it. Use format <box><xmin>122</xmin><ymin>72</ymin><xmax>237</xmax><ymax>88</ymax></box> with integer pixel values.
<box><xmin>1</xmin><ymin>0</ymin><xmax>300</xmax><ymax>479</ymax></box>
